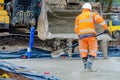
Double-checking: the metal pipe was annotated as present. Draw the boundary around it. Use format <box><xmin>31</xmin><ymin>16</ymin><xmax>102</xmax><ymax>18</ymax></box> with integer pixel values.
<box><xmin>102</xmin><ymin>13</ymin><xmax>120</xmax><ymax>15</ymax></box>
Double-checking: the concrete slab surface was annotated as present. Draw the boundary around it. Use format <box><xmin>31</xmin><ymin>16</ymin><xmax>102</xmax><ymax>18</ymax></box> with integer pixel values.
<box><xmin>1</xmin><ymin>57</ymin><xmax>120</xmax><ymax>80</ymax></box>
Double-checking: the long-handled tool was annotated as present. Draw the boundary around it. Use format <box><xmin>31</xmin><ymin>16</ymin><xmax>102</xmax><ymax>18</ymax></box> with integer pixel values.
<box><xmin>51</xmin><ymin>32</ymin><xmax>106</xmax><ymax>58</ymax></box>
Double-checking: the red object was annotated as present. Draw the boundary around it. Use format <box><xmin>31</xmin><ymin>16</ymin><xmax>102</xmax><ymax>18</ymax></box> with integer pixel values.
<box><xmin>60</xmin><ymin>56</ymin><xmax>66</xmax><ymax>59</ymax></box>
<box><xmin>37</xmin><ymin>2</ymin><xmax>42</xmax><ymax>7</ymax></box>
<box><xmin>21</xmin><ymin>55</ymin><xmax>27</xmax><ymax>59</ymax></box>
<box><xmin>44</xmin><ymin>72</ymin><xmax>50</xmax><ymax>74</ymax></box>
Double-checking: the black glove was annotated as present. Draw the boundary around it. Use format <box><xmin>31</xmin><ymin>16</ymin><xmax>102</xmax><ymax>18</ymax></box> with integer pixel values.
<box><xmin>104</xmin><ymin>29</ymin><xmax>109</xmax><ymax>33</ymax></box>
<box><xmin>104</xmin><ymin>29</ymin><xmax>112</xmax><ymax>38</ymax></box>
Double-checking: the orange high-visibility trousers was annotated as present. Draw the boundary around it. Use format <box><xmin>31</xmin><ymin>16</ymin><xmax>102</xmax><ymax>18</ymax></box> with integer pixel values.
<box><xmin>79</xmin><ymin>37</ymin><xmax>98</xmax><ymax>58</ymax></box>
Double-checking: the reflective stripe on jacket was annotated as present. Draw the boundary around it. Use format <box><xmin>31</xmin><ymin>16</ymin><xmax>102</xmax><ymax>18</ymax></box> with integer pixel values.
<box><xmin>75</xmin><ymin>9</ymin><xmax>108</xmax><ymax>36</ymax></box>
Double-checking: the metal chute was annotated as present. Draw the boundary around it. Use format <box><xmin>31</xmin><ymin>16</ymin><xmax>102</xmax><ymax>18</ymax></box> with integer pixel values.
<box><xmin>37</xmin><ymin>0</ymin><xmax>103</xmax><ymax>40</ymax></box>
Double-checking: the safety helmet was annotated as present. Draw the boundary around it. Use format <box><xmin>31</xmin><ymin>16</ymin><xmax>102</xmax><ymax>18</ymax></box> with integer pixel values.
<box><xmin>82</xmin><ymin>3</ymin><xmax>92</xmax><ymax>10</ymax></box>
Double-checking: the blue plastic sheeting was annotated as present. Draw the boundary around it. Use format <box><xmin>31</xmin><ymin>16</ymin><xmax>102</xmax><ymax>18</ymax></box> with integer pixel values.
<box><xmin>0</xmin><ymin>62</ymin><xmax>61</xmax><ymax>80</ymax></box>
<box><xmin>97</xmin><ymin>46</ymin><xmax>120</xmax><ymax>57</ymax></box>
<box><xmin>0</xmin><ymin>47</ymin><xmax>120</xmax><ymax>59</ymax></box>
<box><xmin>0</xmin><ymin>47</ymin><xmax>52</xmax><ymax>59</ymax></box>
<box><xmin>107</xmin><ymin>46</ymin><xmax>120</xmax><ymax>57</ymax></box>
<box><xmin>60</xmin><ymin>46</ymin><xmax>120</xmax><ymax>58</ymax></box>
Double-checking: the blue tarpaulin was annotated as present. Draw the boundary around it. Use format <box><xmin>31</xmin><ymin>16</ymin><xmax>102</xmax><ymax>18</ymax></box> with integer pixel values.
<box><xmin>0</xmin><ymin>47</ymin><xmax>51</xmax><ymax>59</ymax></box>
<box><xmin>0</xmin><ymin>62</ymin><xmax>61</xmax><ymax>80</ymax></box>
<box><xmin>0</xmin><ymin>46</ymin><xmax>119</xmax><ymax>59</ymax></box>
<box><xmin>0</xmin><ymin>46</ymin><xmax>119</xmax><ymax>80</ymax></box>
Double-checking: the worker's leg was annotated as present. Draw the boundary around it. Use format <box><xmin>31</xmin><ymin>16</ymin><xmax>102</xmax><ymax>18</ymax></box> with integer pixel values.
<box><xmin>79</xmin><ymin>39</ymin><xmax>88</xmax><ymax>69</ymax></box>
<box><xmin>87</xmin><ymin>37</ymin><xmax>98</xmax><ymax>70</ymax></box>
<box><xmin>87</xmin><ymin>55</ymin><xmax>95</xmax><ymax>69</ymax></box>
<box><xmin>88</xmin><ymin>37</ymin><xmax>98</xmax><ymax>57</ymax></box>
<box><xmin>82</xmin><ymin>57</ymin><xmax>88</xmax><ymax>69</ymax></box>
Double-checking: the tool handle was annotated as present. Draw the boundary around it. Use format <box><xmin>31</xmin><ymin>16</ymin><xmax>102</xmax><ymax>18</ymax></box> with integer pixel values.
<box><xmin>96</xmin><ymin>32</ymin><xmax>105</xmax><ymax>36</ymax></box>
<box><xmin>65</xmin><ymin>32</ymin><xmax>105</xmax><ymax>50</ymax></box>
<box><xmin>51</xmin><ymin>32</ymin><xmax>106</xmax><ymax>58</ymax></box>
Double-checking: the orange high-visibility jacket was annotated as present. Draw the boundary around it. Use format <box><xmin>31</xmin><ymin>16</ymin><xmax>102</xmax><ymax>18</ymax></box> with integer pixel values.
<box><xmin>75</xmin><ymin>9</ymin><xmax>108</xmax><ymax>36</ymax></box>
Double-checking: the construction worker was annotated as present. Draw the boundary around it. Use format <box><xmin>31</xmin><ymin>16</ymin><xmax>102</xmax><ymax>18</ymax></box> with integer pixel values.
<box><xmin>75</xmin><ymin>3</ymin><xmax>109</xmax><ymax>71</ymax></box>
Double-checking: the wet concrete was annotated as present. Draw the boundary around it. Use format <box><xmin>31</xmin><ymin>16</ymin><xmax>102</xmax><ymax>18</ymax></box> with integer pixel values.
<box><xmin>1</xmin><ymin>57</ymin><xmax>120</xmax><ymax>80</ymax></box>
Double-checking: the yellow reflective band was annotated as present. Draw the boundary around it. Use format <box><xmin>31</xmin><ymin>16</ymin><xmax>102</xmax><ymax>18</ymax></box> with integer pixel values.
<box><xmin>79</xmin><ymin>28</ymin><xmax>96</xmax><ymax>33</ymax></box>
<box><xmin>100</xmin><ymin>21</ymin><xmax>106</xmax><ymax>26</ymax></box>
<box><xmin>75</xmin><ymin>25</ymin><xmax>78</xmax><ymax>28</ymax></box>
<box><xmin>79</xmin><ymin>49</ymin><xmax>88</xmax><ymax>52</ymax></box>
<box><xmin>89</xmin><ymin>50</ymin><xmax>97</xmax><ymax>53</ymax></box>
<box><xmin>95</xmin><ymin>15</ymin><xmax>99</xmax><ymax>21</ymax></box>
<box><xmin>79</xmin><ymin>19</ymin><xmax>92</xmax><ymax>23</ymax></box>
<box><xmin>79</xmin><ymin>12</ymin><xmax>93</xmax><ymax>23</ymax></box>
<box><xmin>90</xmin><ymin>12</ymin><xmax>93</xmax><ymax>22</ymax></box>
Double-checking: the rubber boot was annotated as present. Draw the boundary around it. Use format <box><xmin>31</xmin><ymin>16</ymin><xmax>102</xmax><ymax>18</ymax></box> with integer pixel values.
<box><xmin>86</xmin><ymin>55</ymin><xmax>97</xmax><ymax>72</ymax></box>
<box><xmin>82</xmin><ymin>57</ymin><xmax>88</xmax><ymax>70</ymax></box>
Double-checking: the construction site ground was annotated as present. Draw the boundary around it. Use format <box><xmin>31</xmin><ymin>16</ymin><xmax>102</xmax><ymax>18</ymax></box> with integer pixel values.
<box><xmin>1</xmin><ymin>57</ymin><xmax>120</xmax><ymax>80</ymax></box>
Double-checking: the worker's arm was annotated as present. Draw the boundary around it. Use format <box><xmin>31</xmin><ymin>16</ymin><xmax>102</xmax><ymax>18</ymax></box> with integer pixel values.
<box><xmin>93</xmin><ymin>12</ymin><xmax>112</xmax><ymax>37</ymax></box>
<box><xmin>93</xmin><ymin>12</ymin><xmax>108</xmax><ymax>30</ymax></box>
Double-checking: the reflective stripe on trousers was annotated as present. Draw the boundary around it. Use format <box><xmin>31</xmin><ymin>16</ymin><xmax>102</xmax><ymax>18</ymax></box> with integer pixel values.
<box><xmin>79</xmin><ymin>37</ymin><xmax>98</xmax><ymax>58</ymax></box>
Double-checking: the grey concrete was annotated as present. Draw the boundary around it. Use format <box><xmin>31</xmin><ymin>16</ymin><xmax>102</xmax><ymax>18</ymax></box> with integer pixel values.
<box><xmin>1</xmin><ymin>57</ymin><xmax>120</xmax><ymax>80</ymax></box>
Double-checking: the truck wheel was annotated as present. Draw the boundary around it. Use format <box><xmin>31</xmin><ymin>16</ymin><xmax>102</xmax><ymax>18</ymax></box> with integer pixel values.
<box><xmin>112</xmin><ymin>30</ymin><xmax>120</xmax><ymax>39</ymax></box>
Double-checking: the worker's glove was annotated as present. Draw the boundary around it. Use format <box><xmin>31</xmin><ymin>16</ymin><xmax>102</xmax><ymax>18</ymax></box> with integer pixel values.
<box><xmin>104</xmin><ymin>29</ymin><xmax>109</xmax><ymax>33</ymax></box>
<box><xmin>104</xmin><ymin>29</ymin><xmax>112</xmax><ymax>39</ymax></box>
